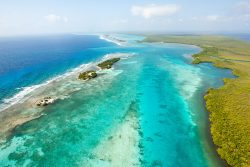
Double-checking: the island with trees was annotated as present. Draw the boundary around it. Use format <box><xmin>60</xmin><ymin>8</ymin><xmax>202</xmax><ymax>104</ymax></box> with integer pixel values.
<box><xmin>78</xmin><ymin>58</ymin><xmax>121</xmax><ymax>80</ymax></box>
<box><xmin>97</xmin><ymin>58</ymin><xmax>121</xmax><ymax>69</ymax></box>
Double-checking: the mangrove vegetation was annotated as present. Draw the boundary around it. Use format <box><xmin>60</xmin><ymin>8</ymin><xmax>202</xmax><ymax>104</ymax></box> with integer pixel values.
<box><xmin>143</xmin><ymin>35</ymin><xmax>250</xmax><ymax>167</ymax></box>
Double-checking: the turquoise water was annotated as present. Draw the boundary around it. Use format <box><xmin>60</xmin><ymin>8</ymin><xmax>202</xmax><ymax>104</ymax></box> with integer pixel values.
<box><xmin>0</xmin><ymin>34</ymin><xmax>233</xmax><ymax>167</ymax></box>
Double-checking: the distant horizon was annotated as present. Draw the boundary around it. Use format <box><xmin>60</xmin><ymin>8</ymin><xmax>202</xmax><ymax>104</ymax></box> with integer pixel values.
<box><xmin>1</xmin><ymin>1</ymin><xmax>250</xmax><ymax>36</ymax></box>
<box><xmin>1</xmin><ymin>31</ymin><xmax>250</xmax><ymax>38</ymax></box>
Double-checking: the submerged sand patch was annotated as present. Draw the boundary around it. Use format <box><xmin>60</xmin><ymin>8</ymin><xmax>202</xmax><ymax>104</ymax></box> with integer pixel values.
<box><xmin>84</xmin><ymin>102</ymin><xmax>141</xmax><ymax>167</ymax></box>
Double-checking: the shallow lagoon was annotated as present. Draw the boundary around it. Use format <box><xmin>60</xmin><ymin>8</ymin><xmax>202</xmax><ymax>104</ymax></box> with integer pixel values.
<box><xmin>0</xmin><ymin>34</ymin><xmax>233</xmax><ymax>167</ymax></box>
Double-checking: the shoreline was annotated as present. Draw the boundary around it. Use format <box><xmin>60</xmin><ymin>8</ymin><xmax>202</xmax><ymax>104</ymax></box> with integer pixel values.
<box><xmin>176</xmin><ymin>50</ymin><xmax>229</xmax><ymax>166</ymax></box>
<box><xmin>201</xmin><ymin>57</ymin><xmax>236</xmax><ymax>167</ymax></box>
<box><xmin>180</xmin><ymin>45</ymin><xmax>233</xmax><ymax>167</ymax></box>
<box><xmin>190</xmin><ymin>88</ymin><xmax>229</xmax><ymax>167</ymax></box>
<box><xmin>142</xmin><ymin>35</ymin><xmax>250</xmax><ymax>167</ymax></box>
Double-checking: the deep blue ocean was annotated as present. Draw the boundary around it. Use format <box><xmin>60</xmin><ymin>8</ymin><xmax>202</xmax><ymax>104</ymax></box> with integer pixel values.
<box><xmin>0</xmin><ymin>34</ymin><xmax>234</xmax><ymax>167</ymax></box>
<box><xmin>0</xmin><ymin>35</ymin><xmax>113</xmax><ymax>104</ymax></box>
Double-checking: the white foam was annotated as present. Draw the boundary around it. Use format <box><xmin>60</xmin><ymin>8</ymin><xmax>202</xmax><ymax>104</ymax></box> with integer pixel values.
<box><xmin>102</xmin><ymin>52</ymin><xmax>134</xmax><ymax>61</ymax></box>
<box><xmin>0</xmin><ymin>63</ymin><xmax>93</xmax><ymax>111</ymax></box>
<box><xmin>99</xmin><ymin>35</ymin><xmax>123</xmax><ymax>46</ymax></box>
<box><xmin>0</xmin><ymin>53</ymin><xmax>134</xmax><ymax>112</ymax></box>
<box><xmin>2</xmin><ymin>85</ymin><xmax>41</xmax><ymax>108</ymax></box>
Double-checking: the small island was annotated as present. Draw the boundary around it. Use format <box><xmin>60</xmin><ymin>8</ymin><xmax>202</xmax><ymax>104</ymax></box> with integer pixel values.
<box><xmin>78</xmin><ymin>70</ymin><xmax>97</xmax><ymax>80</ymax></box>
<box><xmin>78</xmin><ymin>58</ymin><xmax>121</xmax><ymax>80</ymax></box>
<box><xmin>97</xmin><ymin>58</ymin><xmax>120</xmax><ymax>69</ymax></box>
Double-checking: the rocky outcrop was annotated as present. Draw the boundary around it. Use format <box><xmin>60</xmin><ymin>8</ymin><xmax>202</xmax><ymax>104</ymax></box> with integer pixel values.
<box><xmin>36</xmin><ymin>97</ymin><xmax>55</xmax><ymax>106</ymax></box>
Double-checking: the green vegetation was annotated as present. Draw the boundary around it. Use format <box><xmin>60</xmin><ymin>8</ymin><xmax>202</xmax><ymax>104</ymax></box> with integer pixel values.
<box><xmin>143</xmin><ymin>35</ymin><xmax>250</xmax><ymax>167</ymax></box>
<box><xmin>97</xmin><ymin>58</ymin><xmax>120</xmax><ymax>69</ymax></box>
<box><xmin>78</xmin><ymin>58</ymin><xmax>121</xmax><ymax>80</ymax></box>
<box><xmin>192</xmin><ymin>46</ymin><xmax>218</xmax><ymax>64</ymax></box>
<box><xmin>78</xmin><ymin>70</ymin><xmax>97</xmax><ymax>80</ymax></box>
